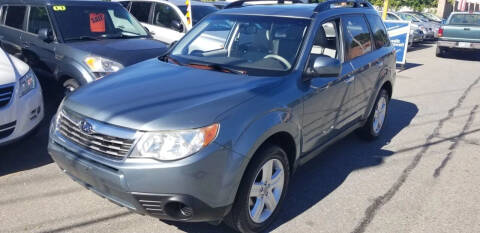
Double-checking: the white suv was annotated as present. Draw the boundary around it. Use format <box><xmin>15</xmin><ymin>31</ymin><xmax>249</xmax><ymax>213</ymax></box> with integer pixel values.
<box><xmin>0</xmin><ymin>49</ymin><xmax>43</xmax><ymax>145</ymax></box>
<box><xmin>116</xmin><ymin>0</ymin><xmax>218</xmax><ymax>44</ymax></box>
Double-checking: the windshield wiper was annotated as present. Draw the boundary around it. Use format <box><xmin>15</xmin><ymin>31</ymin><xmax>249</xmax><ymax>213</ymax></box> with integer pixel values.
<box><xmin>102</xmin><ymin>33</ymin><xmax>146</xmax><ymax>39</ymax></box>
<box><xmin>187</xmin><ymin>62</ymin><xmax>247</xmax><ymax>75</ymax></box>
<box><xmin>64</xmin><ymin>36</ymin><xmax>100</xmax><ymax>42</ymax></box>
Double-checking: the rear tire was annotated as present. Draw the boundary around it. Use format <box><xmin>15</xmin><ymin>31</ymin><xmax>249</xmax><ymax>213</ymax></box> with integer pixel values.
<box><xmin>436</xmin><ymin>46</ymin><xmax>447</xmax><ymax>57</ymax></box>
<box><xmin>357</xmin><ymin>89</ymin><xmax>389</xmax><ymax>140</ymax></box>
<box><xmin>224</xmin><ymin>144</ymin><xmax>290</xmax><ymax>233</ymax></box>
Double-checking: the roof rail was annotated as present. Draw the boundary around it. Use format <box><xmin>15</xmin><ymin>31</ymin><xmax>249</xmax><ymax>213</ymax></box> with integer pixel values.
<box><xmin>314</xmin><ymin>0</ymin><xmax>373</xmax><ymax>13</ymax></box>
<box><xmin>224</xmin><ymin>0</ymin><xmax>304</xmax><ymax>9</ymax></box>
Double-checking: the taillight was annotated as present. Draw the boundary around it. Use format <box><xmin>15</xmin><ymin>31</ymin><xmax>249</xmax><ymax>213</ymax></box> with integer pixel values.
<box><xmin>438</xmin><ymin>27</ymin><xmax>444</xmax><ymax>37</ymax></box>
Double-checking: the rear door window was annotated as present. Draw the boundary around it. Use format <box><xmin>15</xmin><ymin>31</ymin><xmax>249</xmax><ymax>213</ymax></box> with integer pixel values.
<box><xmin>5</xmin><ymin>6</ymin><xmax>27</xmax><ymax>30</ymax></box>
<box><xmin>342</xmin><ymin>14</ymin><xmax>372</xmax><ymax>61</ymax></box>
<box><xmin>28</xmin><ymin>6</ymin><xmax>52</xmax><ymax>34</ymax></box>
<box><xmin>130</xmin><ymin>2</ymin><xmax>152</xmax><ymax>23</ymax></box>
<box><xmin>366</xmin><ymin>14</ymin><xmax>390</xmax><ymax>49</ymax></box>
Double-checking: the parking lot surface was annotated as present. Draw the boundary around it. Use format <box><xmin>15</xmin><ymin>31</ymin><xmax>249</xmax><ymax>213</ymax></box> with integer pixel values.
<box><xmin>1</xmin><ymin>43</ymin><xmax>480</xmax><ymax>233</ymax></box>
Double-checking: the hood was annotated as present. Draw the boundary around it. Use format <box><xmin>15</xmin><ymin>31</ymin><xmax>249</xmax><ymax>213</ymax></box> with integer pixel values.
<box><xmin>67</xmin><ymin>38</ymin><xmax>167</xmax><ymax>66</ymax></box>
<box><xmin>0</xmin><ymin>50</ymin><xmax>29</xmax><ymax>85</ymax></box>
<box><xmin>65</xmin><ymin>59</ymin><xmax>283</xmax><ymax>131</ymax></box>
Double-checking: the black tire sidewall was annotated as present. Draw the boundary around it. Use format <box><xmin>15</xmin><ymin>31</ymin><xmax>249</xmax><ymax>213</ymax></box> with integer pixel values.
<box><xmin>230</xmin><ymin>145</ymin><xmax>290</xmax><ymax>233</ymax></box>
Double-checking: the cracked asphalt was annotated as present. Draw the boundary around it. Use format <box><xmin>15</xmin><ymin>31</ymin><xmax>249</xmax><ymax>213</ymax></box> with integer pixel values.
<box><xmin>1</xmin><ymin>43</ymin><xmax>479</xmax><ymax>233</ymax></box>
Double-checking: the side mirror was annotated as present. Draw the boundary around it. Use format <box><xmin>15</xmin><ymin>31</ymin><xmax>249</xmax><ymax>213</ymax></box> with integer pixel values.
<box><xmin>38</xmin><ymin>28</ymin><xmax>53</xmax><ymax>42</ymax></box>
<box><xmin>171</xmin><ymin>20</ymin><xmax>184</xmax><ymax>32</ymax></box>
<box><xmin>303</xmin><ymin>56</ymin><xmax>341</xmax><ymax>81</ymax></box>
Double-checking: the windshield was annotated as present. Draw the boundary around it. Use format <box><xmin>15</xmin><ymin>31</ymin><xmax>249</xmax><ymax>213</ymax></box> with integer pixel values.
<box><xmin>52</xmin><ymin>4</ymin><xmax>148</xmax><ymax>42</ymax></box>
<box><xmin>424</xmin><ymin>13</ymin><xmax>442</xmax><ymax>22</ymax></box>
<box><xmin>409</xmin><ymin>13</ymin><xmax>430</xmax><ymax>22</ymax></box>
<box><xmin>449</xmin><ymin>14</ymin><xmax>480</xmax><ymax>25</ymax></box>
<box><xmin>178</xmin><ymin>5</ymin><xmax>218</xmax><ymax>26</ymax></box>
<box><xmin>398</xmin><ymin>13</ymin><xmax>420</xmax><ymax>22</ymax></box>
<box><xmin>170</xmin><ymin>14</ymin><xmax>310</xmax><ymax>76</ymax></box>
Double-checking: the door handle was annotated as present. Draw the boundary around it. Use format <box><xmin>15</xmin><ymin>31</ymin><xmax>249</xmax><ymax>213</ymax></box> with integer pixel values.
<box><xmin>344</xmin><ymin>75</ymin><xmax>355</xmax><ymax>84</ymax></box>
<box><xmin>464</xmin><ymin>28</ymin><xmax>471</xmax><ymax>31</ymax></box>
<box><xmin>22</xmin><ymin>42</ymin><xmax>31</xmax><ymax>48</ymax></box>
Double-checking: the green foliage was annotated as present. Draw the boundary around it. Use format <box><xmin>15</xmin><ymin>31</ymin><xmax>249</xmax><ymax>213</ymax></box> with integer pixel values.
<box><xmin>369</xmin><ymin>0</ymin><xmax>438</xmax><ymax>11</ymax></box>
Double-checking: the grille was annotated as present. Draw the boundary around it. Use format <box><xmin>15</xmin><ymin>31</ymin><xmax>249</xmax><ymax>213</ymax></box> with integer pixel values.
<box><xmin>0</xmin><ymin>84</ymin><xmax>14</xmax><ymax>108</ymax></box>
<box><xmin>0</xmin><ymin>121</ymin><xmax>16</xmax><ymax>139</ymax></box>
<box><xmin>57</xmin><ymin>112</ymin><xmax>135</xmax><ymax>159</ymax></box>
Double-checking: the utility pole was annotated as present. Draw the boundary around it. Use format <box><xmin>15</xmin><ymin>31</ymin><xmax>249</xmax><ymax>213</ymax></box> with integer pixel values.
<box><xmin>382</xmin><ymin>0</ymin><xmax>389</xmax><ymax>20</ymax></box>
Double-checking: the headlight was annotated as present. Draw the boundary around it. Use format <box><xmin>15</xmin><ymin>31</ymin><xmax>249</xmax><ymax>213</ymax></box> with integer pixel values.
<box><xmin>131</xmin><ymin>123</ymin><xmax>219</xmax><ymax>161</ymax></box>
<box><xmin>84</xmin><ymin>56</ymin><xmax>123</xmax><ymax>78</ymax></box>
<box><xmin>19</xmin><ymin>70</ymin><xmax>37</xmax><ymax>97</ymax></box>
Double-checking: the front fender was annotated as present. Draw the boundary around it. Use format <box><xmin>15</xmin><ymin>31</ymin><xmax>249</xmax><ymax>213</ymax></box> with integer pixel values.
<box><xmin>233</xmin><ymin>110</ymin><xmax>301</xmax><ymax>162</ymax></box>
<box><xmin>53</xmin><ymin>56</ymin><xmax>94</xmax><ymax>84</ymax></box>
<box><xmin>217</xmin><ymin>109</ymin><xmax>302</xmax><ymax>205</ymax></box>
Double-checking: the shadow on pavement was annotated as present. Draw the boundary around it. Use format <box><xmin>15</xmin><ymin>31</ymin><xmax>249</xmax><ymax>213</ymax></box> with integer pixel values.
<box><xmin>164</xmin><ymin>99</ymin><xmax>419</xmax><ymax>233</ymax></box>
<box><xmin>398</xmin><ymin>62</ymin><xmax>423</xmax><ymax>72</ymax></box>
<box><xmin>0</xmin><ymin>78</ymin><xmax>63</xmax><ymax>176</ymax></box>
<box><xmin>408</xmin><ymin>42</ymin><xmax>434</xmax><ymax>52</ymax></box>
<box><xmin>442</xmin><ymin>50</ymin><xmax>480</xmax><ymax>62</ymax></box>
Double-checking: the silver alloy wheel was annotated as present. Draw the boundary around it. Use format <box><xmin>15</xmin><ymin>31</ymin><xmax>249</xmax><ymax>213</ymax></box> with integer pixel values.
<box><xmin>248</xmin><ymin>159</ymin><xmax>285</xmax><ymax>224</ymax></box>
<box><xmin>373</xmin><ymin>96</ymin><xmax>387</xmax><ymax>134</ymax></box>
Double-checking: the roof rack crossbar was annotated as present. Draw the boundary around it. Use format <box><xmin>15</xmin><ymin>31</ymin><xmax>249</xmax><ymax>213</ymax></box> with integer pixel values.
<box><xmin>314</xmin><ymin>0</ymin><xmax>373</xmax><ymax>13</ymax></box>
<box><xmin>224</xmin><ymin>0</ymin><xmax>304</xmax><ymax>9</ymax></box>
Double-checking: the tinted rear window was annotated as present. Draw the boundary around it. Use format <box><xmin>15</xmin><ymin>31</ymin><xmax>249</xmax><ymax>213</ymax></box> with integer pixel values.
<box><xmin>366</xmin><ymin>14</ymin><xmax>390</xmax><ymax>49</ymax></box>
<box><xmin>449</xmin><ymin>14</ymin><xmax>480</xmax><ymax>25</ymax></box>
<box><xmin>5</xmin><ymin>6</ymin><xmax>27</xmax><ymax>29</ymax></box>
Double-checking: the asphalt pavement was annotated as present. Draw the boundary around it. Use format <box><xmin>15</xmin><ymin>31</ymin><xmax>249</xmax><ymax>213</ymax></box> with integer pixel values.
<box><xmin>1</xmin><ymin>43</ymin><xmax>479</xmax><ymax>233</ymax></box>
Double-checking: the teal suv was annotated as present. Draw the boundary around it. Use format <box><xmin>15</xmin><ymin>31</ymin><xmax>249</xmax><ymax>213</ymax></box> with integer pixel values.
<box><xmin>48</xmin><ymin>1</ymin><xmax>396</xmax><ymax>232</ymax></box>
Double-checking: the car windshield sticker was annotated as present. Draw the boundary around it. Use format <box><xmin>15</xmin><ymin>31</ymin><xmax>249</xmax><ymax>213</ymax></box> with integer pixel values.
<box><xmin>90</xmin><ymin>13</ymin><xmax>106</xmax><ymax>33</ymax></box>
<box><xmin>53</xmin><ymin>5</ymin><xmax>66</xmax><ymax>11</ymax></box>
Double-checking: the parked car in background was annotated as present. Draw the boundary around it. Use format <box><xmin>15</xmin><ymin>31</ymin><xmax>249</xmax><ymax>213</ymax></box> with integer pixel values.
<box><xmin>436</xmin><ymin>12</ymin><xmax>480</xmax><ymax>57</ymax></box>
<box><xmin>402</xmin><ymin>12</ymin><xmax>440</xmax><ymax>38</ymax></box>
<box><xmin>0</xmin><ymin>48</ymin><xmax>43</xmax><ymax>145</ymax></box>
<box><xmin>379</xmin><ymin>11</ymin><xmax>423</xmax><ymax>46</ymax></box>
<box><xmin>48</xmin><ymin>1</ymin><xmax>396</xmax><ymax>232</ymax></box>
<box><xmin>0</xmin><ymin>0</ymin><xmax>167</xmax><ymax>93</ymax></box>
<box><xmin>397</xmin><ymin>12</ymin><xmax>435</xmax><ymax>40</ymax></box>
<box><xmin>409</xmin><ymin>11</ymin><xmax>443</xmax><ymax>23</ymax></box>
<box><xmin>116</xmin><ymin>0</ymin><xmax>218</xmax><ymax>44</ymax></box>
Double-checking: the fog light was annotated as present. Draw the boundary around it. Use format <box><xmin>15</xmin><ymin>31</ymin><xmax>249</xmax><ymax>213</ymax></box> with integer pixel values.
<box><xmin>180</xmin><ymin>204</ymin><xmax>193</xmax><ymax>217</ymax></box>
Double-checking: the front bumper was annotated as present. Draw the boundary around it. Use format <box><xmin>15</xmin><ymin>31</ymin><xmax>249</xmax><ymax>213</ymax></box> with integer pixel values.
<box><xmin>48</xmin><ymin>125</ymin><xmax>244</xmax><ymax>222</ymax></box>
<box><xmin>0</xmin><ymin>83</ymin><xmax>44</xmax><ymax>145</ymax></box>
<box><xmin>437</xmin><ymin>40</ymin><xmax>480</xmax><ymax>50</ymax></box>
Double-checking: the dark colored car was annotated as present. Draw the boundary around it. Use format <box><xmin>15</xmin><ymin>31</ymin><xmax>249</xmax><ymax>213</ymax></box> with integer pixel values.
<box><xmin>436</xmin><ymin>12</ymin><xmax>480</xmax><ymax>57</ymax></box>
<box><xmin>48</xmin><ymin>1</ymin><xmax>396</xmax><ymax>232</ymax></box>
<box><xmin>0</xmin><ymin>0</ymin><xmax>167</xmax><ymax>92</ymax></box>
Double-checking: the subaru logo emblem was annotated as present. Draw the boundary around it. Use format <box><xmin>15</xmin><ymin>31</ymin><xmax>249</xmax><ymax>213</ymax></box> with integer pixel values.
<box><xmin>80</xmin><ymin>121</ymin><xmax>94</xmax><ymax>134</ymax></box>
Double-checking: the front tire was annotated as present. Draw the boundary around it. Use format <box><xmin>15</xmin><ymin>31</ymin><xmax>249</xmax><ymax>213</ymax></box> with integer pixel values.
<box><xmin>357</xmin><ymin>89</ymin><xmax>389</xmax><ymax>140</ymax></box>
<box><xmin>62</xmin><ymin>78</ymin><xmax>80</xmax><ymax>94</ymax></box>
<box><xmin>225</xmin><ymin>145</ymin><xmax>290</xmax><ymax>233</ymax></box>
